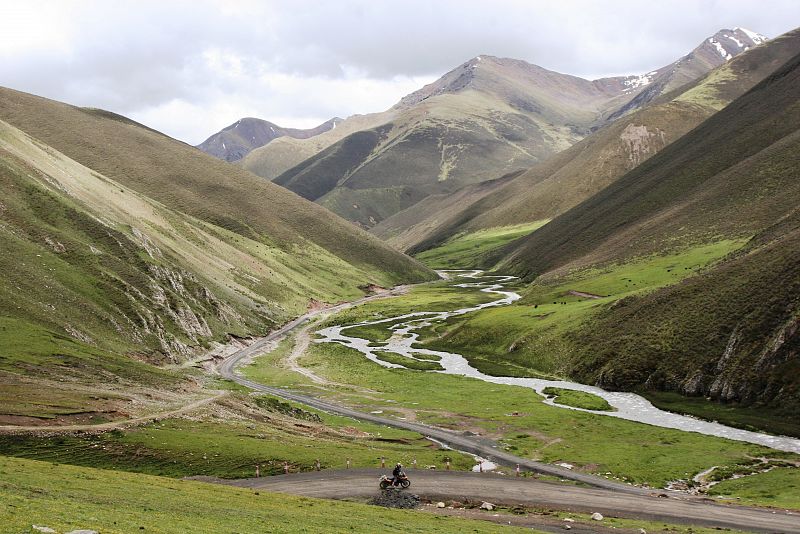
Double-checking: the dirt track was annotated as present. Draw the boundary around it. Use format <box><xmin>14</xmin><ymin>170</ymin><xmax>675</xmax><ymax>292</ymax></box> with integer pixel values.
<box><xmin>0</xmin><ymin>391</ymin><xmax>227</xmax><ymax>434</ymax></box>
<box><xmin>203</xmin><ymin>469</ymin><xmax>799</xmax><ymax>533</ymax></box>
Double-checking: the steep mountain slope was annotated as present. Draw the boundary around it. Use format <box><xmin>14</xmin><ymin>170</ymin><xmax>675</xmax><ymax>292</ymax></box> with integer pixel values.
<box><xmin>379</xmin><ymin>27</ymin><xmax>796</xmax><ymax>254</ymax></box>
<box><xmin>604</xmin><ymin>27</ymin><xmax>769</xmax><ymax>121</ymax></box>
<box><xmin>197</xmin><ymin>116</ymin><xmax>341</xmax><ymax>162</ymax></box>
<box><xmin>0</xmin><ymin>88</ymin><xmax>433</xmax><ymax>425</ymax></box>
<box><xmin>497</xmin><ymin>49</ymin><xmax>800</xmax><ymax>279</ymax></box>
<box><xmin>255</xmin><ymin>29</ymin><xmax>763</xmax><ymax>228</ymax></box>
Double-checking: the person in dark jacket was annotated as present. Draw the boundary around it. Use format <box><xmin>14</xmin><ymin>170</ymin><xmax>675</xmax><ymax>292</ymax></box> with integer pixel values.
<box><xmin>392</xmin><ymin>462</ymin><xmax>403</xmax><ymax>485</ymax></box>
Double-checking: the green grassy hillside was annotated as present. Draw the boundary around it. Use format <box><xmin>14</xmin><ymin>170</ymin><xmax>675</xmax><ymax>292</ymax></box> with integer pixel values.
<box><xmin>570</xmin><ymin>218</ymin><xmax>800</xmax><ymax>419</ymax></box>
<box><xmin>0</xmin><ymin>456</ymin><xmax>518</xmax><ymax>533</ymax></box>
<box><xmin>0</xmin><ymin>88</ymin><xmax>432</xmax><ymax>428</ymax></box>
<box><xmin>385</xmin><ymin>28</ymin><xmax>800</xmax><ymax>254</ymax></box>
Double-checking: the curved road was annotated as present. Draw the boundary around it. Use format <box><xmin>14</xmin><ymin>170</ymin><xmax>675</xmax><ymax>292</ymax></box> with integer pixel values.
<box><xmin>218</xmin><ymin>289</ymin><xmax>800</xmax><ymax>532</ymax></box>
<box><xmin>204</xmin><ymin>469</ymin><xmax>799</xmax><ymax>533</ymax></box>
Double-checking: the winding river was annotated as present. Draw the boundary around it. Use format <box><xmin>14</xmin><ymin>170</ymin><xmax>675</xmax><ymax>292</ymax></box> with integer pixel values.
<box><xmin>316</xmin><ymin>270</ymin><xmax>800</xmax><ymax>454</ymax></box>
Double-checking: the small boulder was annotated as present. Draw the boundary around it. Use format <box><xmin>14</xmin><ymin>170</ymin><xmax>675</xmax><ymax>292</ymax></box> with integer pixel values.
<box><xmin>563</xmin><ymin>518</ymin><xmax>575</xmax><ymax>522</ymax></box>
<box><xmin>564</xmin><ymin>525</ymin><xmax>572</xmax><ymax>530</ymax></box>
<box><xmin>32</xmin><ymin>527</ymin><xmax>57</xmax><ymax>534</ymax></box>
<box><xmin>480</xmin><ymin>501</ymin><xmax>495</xmax><ymax>511</ymax></box>
<box><xmin>591</xmin><ymin>512</ymin><xmax>604</xmax><ymax>521</ymax></box>
<box><xmin>66</xmin><ymin>531</ymin><xmax>99</xmax><ymax>534</ymax></box>
<box><xmin>436</xmin><ymin>502</ymin><xmax>446</xmax><ymax>508</ymax></box>
<box><xmin>639</xmin><ymin>529</ymin><xmax>647</xmax><ymax>534</ymax></box>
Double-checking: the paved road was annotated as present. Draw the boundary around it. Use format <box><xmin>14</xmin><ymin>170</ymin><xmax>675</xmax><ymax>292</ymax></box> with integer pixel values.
<box><xmin>205</xmin><ymin>469</ymin><xmax>799</xmax><ymax>533</ymax></box>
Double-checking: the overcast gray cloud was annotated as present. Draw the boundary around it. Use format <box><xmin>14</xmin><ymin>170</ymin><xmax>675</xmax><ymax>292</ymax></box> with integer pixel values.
<box><xmin>1</xmin><ymin>0</ymin><xmax>798</xmax><ymax>144</ymax></box>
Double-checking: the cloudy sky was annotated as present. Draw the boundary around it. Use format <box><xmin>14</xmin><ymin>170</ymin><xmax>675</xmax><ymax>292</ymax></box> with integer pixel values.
<box><xmin>1</xmin><ymin>0</ymin><xmax>798</xmax><ymax>144</ymax></box>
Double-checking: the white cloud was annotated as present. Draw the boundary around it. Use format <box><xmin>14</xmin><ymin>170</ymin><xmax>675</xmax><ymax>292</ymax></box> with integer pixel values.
<box><xmin>0</xmin><ymin>0</ymin><xmax>798</xmax><ymax>144</ymax></box>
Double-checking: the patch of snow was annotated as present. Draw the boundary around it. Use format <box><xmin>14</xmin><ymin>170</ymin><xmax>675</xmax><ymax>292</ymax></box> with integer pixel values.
<box><xmin>736</xmin><ymin>27</ymin><xmax>768</xmax><ymax>45</ymax></box>
<box><xmin>235</xmin><ymin>120</ymin><xmax>241</xmax><ymax>128</ymax></box>
<box><xmin>708</xmin><ymin>38</ymin><xmax>732</xmax><ymax>60</ymax></box>
<box><xmin>332</xmin><ymin>121</ymin><xmax>337</xmax><ymax>129</ymax></box>
<box><xmin>222</xmin><ymin>142</ymin><xmax>226</xmax><ymax>149</ymax></box>
<box><xmin>476</xmin><ymin>55</ymin><xmax>482</xmax><ymax>62</ymax></box>
<box><xmin>269</xmin><ymin>126</ymin><xmax>275</xmax><ymax>133</ymax></box>
<box><xmin>622</xmin><ymin>72</ymin><xmax>654</xmax><ymax>91</ymax></box>
<box><xmin>724</xmin><ymin>33</ymin><xmax>744</xmax><ymax>48</ymax></box>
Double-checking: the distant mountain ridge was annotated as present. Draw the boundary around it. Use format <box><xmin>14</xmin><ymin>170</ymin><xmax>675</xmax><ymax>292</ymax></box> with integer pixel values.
<box><xmin>244</xmin><ymin>28</ymin><xmax>766</xmax><ymax>228</ymax></box>
<box><xmin>197</xmin><ymin>116</ymin><xmax>342</xmax><ymax>162</ymax></box>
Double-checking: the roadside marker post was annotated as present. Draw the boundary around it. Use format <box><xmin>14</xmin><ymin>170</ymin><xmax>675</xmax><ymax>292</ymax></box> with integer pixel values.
<box><xmin>516</xmin><ymin>464</ymin><xmax>520</xmax><ymax>477</ymax></box>
<box><xmin>284</xmin><ymin>461</ymin><xmax>289</xmax><ymax>474</ymax></box>
<box><xmin>446</xmin><ymin>459</ymin><xmax>450</xmax><ymax>470</ymax></box>
<box><xmin>346</xmin><ymin>457</ymin><xmax>351</xmax><ymax>469</ymax></box>
<box><xmin>479</xmin><ymin>461</ymin><xmax>483</xmax><ymax>473</ymax></box>
<box><xmin>380</xmin><ymin>457</ymin><xmax>386</xmax><ymax>468</ymax></box>
<box><xmin>315</xmin><ymin>459</ymin><xmax>321</xmax><ymax>471</ymax></box>
<box><xmin>412</xmin><ymin>458</ymin><xmax>417</xmax><ymax>468</ymax></box>
<box><xmin>255</xmin><ymin>464</ymin><xmax>260</xmax><ymax>478</ymax></box>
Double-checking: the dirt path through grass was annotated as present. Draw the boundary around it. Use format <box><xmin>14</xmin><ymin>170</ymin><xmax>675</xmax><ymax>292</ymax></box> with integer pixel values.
<box><xmin>0</xmin><ymin>391</ymin><xmax>228</xmax><ymax>434</ymax></box>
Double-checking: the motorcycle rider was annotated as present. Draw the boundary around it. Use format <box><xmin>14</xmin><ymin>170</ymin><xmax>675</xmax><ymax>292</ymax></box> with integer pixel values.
<box><xmin>391</xmin><ymin>462</ymin><xmax>403</xmax><ymax>486</ymax></box>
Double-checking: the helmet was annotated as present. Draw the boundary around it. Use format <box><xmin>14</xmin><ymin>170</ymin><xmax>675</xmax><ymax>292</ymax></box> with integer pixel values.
<box><xmin>396</xmin><ymin>462</ymin><xmax>402</xmax><ymax>467</ymax></box>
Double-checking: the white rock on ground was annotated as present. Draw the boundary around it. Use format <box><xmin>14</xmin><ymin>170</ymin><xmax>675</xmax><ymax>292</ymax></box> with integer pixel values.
<box><xmin>480</xmin><ymin>501</ymin><xmax>495</xmax><ymax>511</ymax></box>
<box><xmin>436</xmin><ymin>502</ymin><xmax>446</xmax><ymax>508</ymax></box>
<box><xmin>32</xmin><ymin>527</ymin><xmax>57</xmax><ymax>534</ymax></box>
<box><xmin>66</xmin><ymin>530</ymin><xmax>99</xmax><ymax>534</ymax></box>
<box><xmin>591</xmin><ymin>512</ymin><xmax>604</xmax><ymax>521</ymax></box>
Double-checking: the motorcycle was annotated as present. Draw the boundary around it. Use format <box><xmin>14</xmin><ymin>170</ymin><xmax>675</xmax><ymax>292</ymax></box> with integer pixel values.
<box><xmin>379</xmin><ymin>472</ymin><xmax>411</xmax><ymax>489</ymax></box>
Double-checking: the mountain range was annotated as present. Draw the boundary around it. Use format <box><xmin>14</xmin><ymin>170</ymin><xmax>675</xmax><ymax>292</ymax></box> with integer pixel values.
<box><xmin>200</xmin><ymin>28</ymin><xmax>768</xmax><ymax>229</ymax></box>
<box><xmin>377</xmin><ymin>27</ymin><xmax>799</xmax><ymax>254</ymax></box>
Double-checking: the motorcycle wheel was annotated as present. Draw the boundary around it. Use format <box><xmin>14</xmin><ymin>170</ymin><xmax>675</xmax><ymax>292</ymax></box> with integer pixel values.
<box><xmin>400</xmin><ymin>479</ymin><xmax>411</xmax><ymax>489</ymax></box>
<box><xmin>379</xmin><ymin>481</ymin><xmax>390</xmax><ymax>489</ymax></box>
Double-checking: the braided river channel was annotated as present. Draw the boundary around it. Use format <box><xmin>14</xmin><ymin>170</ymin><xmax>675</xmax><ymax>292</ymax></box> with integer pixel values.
<box><xmin>316</xmin><ymin>270</ymin><xmax>800</xmax><ymax>454</ymax></box>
